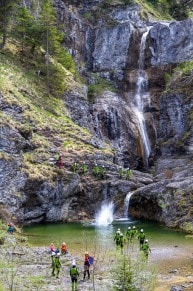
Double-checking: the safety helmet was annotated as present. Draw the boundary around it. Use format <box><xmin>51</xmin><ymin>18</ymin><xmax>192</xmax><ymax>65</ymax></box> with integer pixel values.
<box><xmin>120</xmin><ymin>233</ymin><xmax>123</xmax><ymax>236</ymax></box>
<box><xmin>133</xmin><ymin>226</ymin><xmax>135</xmax><ymax>229</ymax></box>
<box><xmin>141</xmin><ymin>229</ymin><xmax>143</xmax><ymax>232</ymax></box>
<box><xmin>72</xmin><ymin>260</ymin><xmax>76</xmax><ymax>267</ymax></box>
<box><xmin>145</xmin><ymin>239</ymin><xmax>148</xmax><ymax>242</ymax></box>
<box><xmin>62</xmin><ymin>242</ymin><xmax>66</xmax><ymax>245</ymax></box>
<box><xmin>128</xmin><ymin>227</ymin><xmax>131</xmax><ymax>229</ymax></box>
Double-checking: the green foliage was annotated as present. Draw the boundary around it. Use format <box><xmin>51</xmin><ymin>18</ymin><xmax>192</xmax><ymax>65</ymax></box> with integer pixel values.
<box><xmin>83</xmin><ymin>12</ymin><xmax>95</xmax><ymax>22</ymax></box>
<box><xmin>14</xmin><ymin>6</ymin><xmax>42</xmax><ymax>55</ymax></box>
<box><xmin>0</xmin><ymin>0</ymin><xmax>20</xmax><ymax>49</ymax></box>
<box><xmin>100</xmin><ymin>0</ymin><xmax>113</xmax><ymax>9</ymax></box>
<box><xmin>88</xmin><ymin>77</ymin><xmax>117</xmax><ymax>101</ymax></box>
<box><xmin>169</xmin><ymin>0</ymin><xmax>189</xmax><ymax>20</ymax></box>
<box><xmin>181</xmin><ymin>222</ymin><xmax>193</xmax><ymax>233</ymax></box>
<box><xmin>123</xmin><ymin>0</ymin><xmax>135</xmax><ymax>4</ymax></box>
<box><xmin>175</xmin><ymin>61</ymin><xmax>193</xmax><ymax>76</ymax></box>
<box><xmin>164</xmin><ymin>72</ymin><xmax>171</xmax><ymax>83</ymax></box>
<box><xmin>112</xmin><ymin>253</ymin><xmax>157</xmax><ymax>290</ymax></box>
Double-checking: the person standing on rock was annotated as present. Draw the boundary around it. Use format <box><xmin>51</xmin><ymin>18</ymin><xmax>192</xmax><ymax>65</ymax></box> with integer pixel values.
<box><xmin>126</xmin><ymin>168</ymin><xmax>132</xmax><ymax>180</ymax></box>
<box><xmin>92</xmin><ymin>163</ymin><xmax>100</xmax><ymax>178</ymax></box>
<box><xmin>70</xmin><ymin>261</ymin><xmax>79</xmax><ymax>290</ymax></box>
<box><xmin>118</xmin><ymin>166</ymin><xmax>124</xmax><ymax>178</ymax></box>
<box><xmin>7</xmin><ymin>223</ymin><xmax>14</xmax><ymax>234</ymax></box>
<box><xmin>100</xmin><ymin>165</ymin><xmax>106</xmax><ymax>179</ymax></box>
<box><xmin>56</xmin><ymin>151</ymin><xmax>63</xmax><ymax>169</ymax></box>
<box><xmin>72</xmin><ymin>162</ymin><xmax>78</xmax><ymax>173</ymax></box>
<box><xmin>81</xmin><ymin>162</ymin><xmax>88</xmax><ymax>174</ymax></box>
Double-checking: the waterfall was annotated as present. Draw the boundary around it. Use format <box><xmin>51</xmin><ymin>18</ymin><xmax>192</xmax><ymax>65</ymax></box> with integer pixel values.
<box><xmin>124</xmin><ymin>192</ymin><xmax>133</xmax><ymax>218</ymax></box>
<box><xmin>95</xmin><ymin>202</ymin><xmax>114</xmax><ymax>226</ymax></box>
<box><xmin>133</xmin><ymin>29</ymin><xmax>151</xmax><ymax>168</ymax></box>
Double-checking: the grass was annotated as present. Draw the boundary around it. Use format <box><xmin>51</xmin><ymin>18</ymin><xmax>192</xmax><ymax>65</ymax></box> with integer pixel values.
<box><xmin>135</xmin><ymin>0</ymin><xmax>172</xmax><ymax>21</ymax></box>
<box><xmin>0</xmin><ymin>40</ymin><xmax>113</xmax><ymax>182</ymax></box>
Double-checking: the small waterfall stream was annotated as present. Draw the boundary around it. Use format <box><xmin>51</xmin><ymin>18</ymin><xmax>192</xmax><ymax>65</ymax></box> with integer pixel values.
<box><xmin>124</xmin><ymin>192</ymin><xmax>133</xmax><ymax>218</ymax></box>
<box><xmin>132</xmin><ymin>29</ymin><xmax>151</xmax><ymax>168</ymax></box>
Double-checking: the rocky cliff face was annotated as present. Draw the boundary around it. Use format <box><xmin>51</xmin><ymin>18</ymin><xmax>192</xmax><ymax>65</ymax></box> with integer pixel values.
<box><xmin>1</xmin><ymin>0</ymin><xmax>193</xmax><ymax>232</ymax></box>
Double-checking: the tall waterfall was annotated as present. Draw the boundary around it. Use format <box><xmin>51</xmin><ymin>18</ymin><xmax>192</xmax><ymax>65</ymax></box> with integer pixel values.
<box><xmin>133</xmin><ymin>29</ymin><xmax>151</xmax><ymax>168</ymax></box>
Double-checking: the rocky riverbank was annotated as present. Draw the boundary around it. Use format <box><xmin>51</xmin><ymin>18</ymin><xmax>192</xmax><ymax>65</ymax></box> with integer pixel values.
<box><xmin>1</xmin><ymin>233</ymin><xmax>193</xmax><ymax>291</ymax></box>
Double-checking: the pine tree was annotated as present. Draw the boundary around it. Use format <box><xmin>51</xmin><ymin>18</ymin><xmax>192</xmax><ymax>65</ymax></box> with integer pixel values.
<box><xmin>38</xmin><ymin>0</ymin><xmax>76</xmax><ymax>96</ymax></box>
<box><xmin>16</xmin><ymin>6</ymin><xmax>43</xmax><ymax>54</ymax></box>
<box><xmin>0</xmin><ymin>0</ymin><xmax>19</xmax><ymax>49</ymax></box>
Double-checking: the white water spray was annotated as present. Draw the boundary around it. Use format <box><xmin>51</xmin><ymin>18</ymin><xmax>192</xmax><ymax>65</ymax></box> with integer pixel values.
<box><xmin>95</xmin><ymin>202</ymin><xmax>114</xmax><ymax>226</ymax></box>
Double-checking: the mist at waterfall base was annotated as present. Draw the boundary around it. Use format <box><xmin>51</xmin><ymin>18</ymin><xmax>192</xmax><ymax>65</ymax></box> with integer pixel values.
<box><xmin>94</xmin><ymin>192</ymin><xmax>134</xmax><ymax>227</ymax></box>
<box><xmin>95</xmin><ymin>202</ymin><xmax>114</xmax><ymax>226</ymax></box>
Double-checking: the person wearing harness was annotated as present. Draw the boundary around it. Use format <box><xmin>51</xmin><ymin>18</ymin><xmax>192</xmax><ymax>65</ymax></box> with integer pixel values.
<box><xmin>70</xmin><ymin>261</ymin><xmax>79</xmax><ymax>290</ymax></box>
<box><xmin>51</xmin><ymin>251</ymin><xmax>61</xmax><ymax>278</ymax></box>
<box><xmin>83</xmin><ymin>252</ymin><xmax>90</xmax><ymax>280</ymax></box>
<box><xmin>138</xmin><ymin>229</ymin><xmax>145</xmax><ymax>250</ymax></box>
<box><xmin>114</xmin><ymin>228</ymin><xmax>121</xmax><ymax>249</ymax></box>
<box><xmin>142</xmin><ymin>239</ymin><xmax>151</xmax><ymax>259</ymax></box>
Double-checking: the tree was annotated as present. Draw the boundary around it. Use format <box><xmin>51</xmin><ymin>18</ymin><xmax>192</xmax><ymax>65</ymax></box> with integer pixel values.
<box><xmin>112</xmin><ymin>252</ymin><xmax>156</xmax><ymax>291</ymax></box>
<box><xmin>168</xmin><ymin>0</ymin><xmax>193</xmax><ymax>19</ymax></box>
<box><xmin>0</xmin><ymin>0</ymin><xmax>19</xmax><ymax>49</ymax></box>
<box><xmin>14</xmin><ymin>6</ymin><xmax>35</xmax><ymax>59</ymax></box>
<box><xmin>38</xmin><ymin>0</ymin><xmax>76</xmax><ymax>95</ymax></box>
<box><xmin>38</xmin><ymin>0</ymin><xmax>64</xmax><ymax>93</ymax></box>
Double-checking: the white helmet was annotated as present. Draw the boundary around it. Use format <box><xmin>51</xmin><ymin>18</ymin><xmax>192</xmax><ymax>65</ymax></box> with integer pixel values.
<box><xmin>128</xmin><ymin>227</ymin><xmax>131</xmax><ymax>229</ymax></box>
<box><xmin>141</xmin><ymin>229</ymin><xmax>143</xmax><ymax>232</ymax></box>
<box><xmin>118</xmin><ymin>228</ymin><xmax>120</xmax><ymax>231</ymax></box>
<box><xmin>120</xmin><ymin>233</ymin><xmax>123</xmax><ymax>236</ymax></box>
<box><xmin>133</xmin><ymin>226</ymin><xmax>135</xmax><ymax>229</ymax></box>
<box><xmin>145</xmin><ymin>239</ymin><xmax>148</xmax><ymax>242</ymax></box>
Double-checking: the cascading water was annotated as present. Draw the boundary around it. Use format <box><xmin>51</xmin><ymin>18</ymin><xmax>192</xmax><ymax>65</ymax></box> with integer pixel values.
<box><xmin>132</xmin><ymin>29</ymin><xmax>151</xmax><ymax>168</ymax></box>
<box><xmin>124</xmin><ymin>192</ymin><xmax>133</xmax><ymax>218</ymax></box>
<box><xmin>95</xmin><ymin>202</ymin><xmax>114</xmax><ymax>226</ymax></box>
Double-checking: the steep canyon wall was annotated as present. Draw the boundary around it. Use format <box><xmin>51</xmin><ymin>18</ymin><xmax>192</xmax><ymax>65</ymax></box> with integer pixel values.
<box><xmin>1</xmin><ymin>0</ymin><xmax>193</xmax><ymax>231</ymax></box>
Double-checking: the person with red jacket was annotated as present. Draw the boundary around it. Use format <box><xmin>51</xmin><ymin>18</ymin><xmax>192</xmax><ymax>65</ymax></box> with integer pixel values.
<box><xmin>83</xmin><ymin>252</ymin><xmax>90</xmax><ymax>280</ymax></box>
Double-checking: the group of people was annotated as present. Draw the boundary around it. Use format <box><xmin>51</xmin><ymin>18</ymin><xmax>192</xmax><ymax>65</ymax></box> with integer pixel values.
<box><xmin>49</xmin><ymin>242</ymin><xmax>68</xmax><ymax>255</ymax></box>
<box><xmin>114</xmin><ymin>226</ymin><xmax>151</xmax><ymax>258</ymax></box>
<box><xmin>55</xmin><ymin>151</ymin><xmax>132</xmax><ymax>180</ymax></box>
<box><xmin>49</xmin><ymin>242</ymin><xmax>93</xmax><ymax>290</ymax></box>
